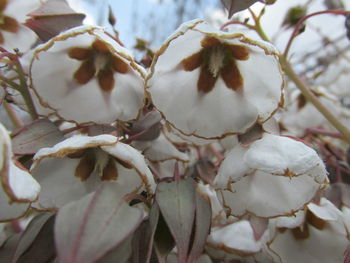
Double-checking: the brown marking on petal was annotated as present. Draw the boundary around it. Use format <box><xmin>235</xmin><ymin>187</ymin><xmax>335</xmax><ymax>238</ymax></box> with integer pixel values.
<box><xmin>220</xmin><ymin>60</ymin><xmax>243</xmax><ymax>92</ymax></box>
<box><xmin>98</xmin><ymin>68</ymin><xmax>115</xmax><ymax>92</ymax></box>
<box><xmin>0</xmin><ymin>16</ymin><xmax>19</xmax><ymax>33</ymax></box>
<box><xmin>115</xmin><ymin>157</ymin><xmax>133</xmax><ymax>169</ymax></box>
<box><xmin>182</xmin><ymin>50</ymin><xmax>203</xmax><ymax>71</ymax></box>
<box><xmin>198</xmin><ymin>66</ymin><xmax>217</xmax><ymax>93</ymax></box>
<box><xmin>73</xmin><ymin>60</ymin><xmax>95</xmax><ymax>84</ymax></box>
<box><xmin>297</xmin><ymin>93</ymin><xmax>307</xmax><ymax>109</ymax></box>
<box><xmin>277</xmin><ymin>227</ymin><xmax>287</xmax><ymax>233</ymax></box>
<box><xmin>0</xmin><ymin>0</ymin><xmax>7</xmax><ymax>12</ymax></box>
<box><xmin>74</xmin><ymin>153</ymin><xmax>95</xmax><ymax>181</ymax></box>
<box><xmin>67</xmin><ymin>149</ymin><xmax>87</xmax><ymax>159</ymax></box>
<box><xmin>226</xmin><ymin>44</ymin><xmax>250</xmax><ymax>61</ymax></box>
<box><xmin>200</xmin><ymin>36</ymin><xmax>221</xmax><ymax>48</ymax></box>
<box><xmin>92</xmin><ymin>39</ymin><xmax>110</xmax><ymax>52</ymax></box>
<box><xmin>291</xmin><ymin>225</ymin><xmax>309</xmax><ymax>240</ymax></box>
<box><xmin>112</xmin><ymin>56</ymin><xmax>128</xmax><ymax>74</ymax></box>
<box><xmin>68</xmin><ymin>47</ymin><xmax>92</xmax><ymax>60</ymax></box>
<box><xmin>306</xmin><ymin>210</ymin><xmax>326</xmax><ymax>230</ymax></box>
<box><xmin>101</xmin><ymin>158</ymin><xmax>118</xmax><ymax>181</ymax></box>
<box><xmin>283</xmin><ymin>168</ymin><xmax>296</xmax><ymax>178</ymax></box>
<box><xmin>0</xmin><ymin>32</ymin><xmax>4</xmax><ymax>44</ymax></box>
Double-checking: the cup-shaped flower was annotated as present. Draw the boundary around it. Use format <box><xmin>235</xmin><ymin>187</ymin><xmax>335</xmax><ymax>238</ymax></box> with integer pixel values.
<box><xmin>0</xmin><ymin>0</ymin><xmax>40</xmax><ymax>51</ymax></box>
<box><xmin>214</xmin><ymin>133</ymin><xmax>328</xmax><ymax>218</ymax></box>
<box><xmin>268</xmin><ymin>198</ymin><xmax>350</xmax><ymax>263</ymax></box>
<box><xmin>30</xmin><ymin>134</ymin><xmax>155</xmax><ymax>210</ymax></box>
<box><xmin>0</xmin><ymin>122</ymin><xmax>40</xmax><ymax>221</ymax></box>
<box><xmin>206</xmin><ymin>220</ymin><xmax>271</xmax><ymax>262</ymax></box>
<box><xmin>29</xmin><ymin>25</ymin><xmax>146</xmax><ymax>124</ymax></box>
<box><xmin>146</xmin><ymin>20</ymin><xmax>284</xmax><ymax>140</ymax></box>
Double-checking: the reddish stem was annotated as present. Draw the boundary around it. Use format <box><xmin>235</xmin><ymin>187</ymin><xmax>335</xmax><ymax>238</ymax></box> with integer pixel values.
<box><xmin>284</xmin><ymin>10</ymin><xmax>349</xmax><ymax>57</ymax></box>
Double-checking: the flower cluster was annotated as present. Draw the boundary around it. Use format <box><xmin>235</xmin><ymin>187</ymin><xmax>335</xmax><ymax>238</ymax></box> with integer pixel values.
<box><xmin>0</xmin><ymin>0</ymin><xmax>349</xmax><ymax>262</ymax></box>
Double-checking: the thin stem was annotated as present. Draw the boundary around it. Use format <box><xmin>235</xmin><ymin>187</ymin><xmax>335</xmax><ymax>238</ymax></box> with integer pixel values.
<box><xmin>279</xmin><ymin>55</ymin><xmax>350</xmax><ymax>144</ymax></box>
<box><xmin>248</xmin><ymin>8</ymin><xmax>350</xmax><ymax>144</ymax></box>
<box><xmin>284</xmin><ymin>10</ymin><xmax>349</xmax><ymax>57</ymax></box>
<box><xmin>3</xmin><ymin>100</ymin><xmax>23</xmax><ymax>129</ymax></box>
<box><xmin>220</xmin><ymin>20</ymin><xmax>255</xmax><ymax>31</ymax></box>
<box><xmin>14</xmin><ymin>62</ymin><xmax>38</xmax><ymax>120</ymax></box>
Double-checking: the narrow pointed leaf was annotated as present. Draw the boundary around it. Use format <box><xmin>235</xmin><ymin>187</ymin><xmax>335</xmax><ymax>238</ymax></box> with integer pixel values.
<box><xmin>25</xmin><ymin>0</ymin><xmax>85</xmax><ymax>41</ymax></box>
<box><xmin>12</xmin><ymin>119</ymin><xmax>64</xmax><ymax>155</ymax></box>
<box><xmin>15</xmin><ymin>214</ymin><xmax>56</xmax><ymax>263</ymax></box>
<box><xmin>187</xmin><ymin>191</ymin><xmax>212</xmax><ymax>263</ymax></box>
<box><xmin>97</xmin><ymin>234</ymin><xmax>133</xmax><ymax>263</ymax></box>
<box><xmin>132</xmin><ymin>204</ymin><xmax>159</xmax><ymax>263</ymax></box>
<box><xmin>155</xmin><ymin>177</ymin><xmax>196</xmax><ymax>262</ymax></box>
<box><xmin>55</xmin><ymin>183</ymin><xmax>144</xmax><ymax>263</ymax></box>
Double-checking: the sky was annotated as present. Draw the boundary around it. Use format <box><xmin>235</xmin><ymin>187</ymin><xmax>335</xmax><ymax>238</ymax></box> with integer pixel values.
<box><xmin>68</xmin><ymin>0</ymin><xmax>350</xmax><ymax>76</ymax></box>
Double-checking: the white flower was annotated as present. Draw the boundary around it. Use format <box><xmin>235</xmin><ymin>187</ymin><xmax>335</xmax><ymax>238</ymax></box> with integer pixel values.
<box><xmin>0</xmin><ymin>0</ymin><xmax>40</xmax><ymax>51</ymax></box>
<box><xmin>29</xmin><ymin>25</ymin><xmax>145</xmax><ymax>124</ymax></box>
<box><xmin>214</xmin><ymin>133</ymin><xmax>328</xmax><ymax>218</ymax></box>
<box><xmin>0</xmin><ymin>122</ymin><xmax>40</xmax><ymax>221</ymax></box>
<box><xmin>268</xmin><ymin>198</ymin><xmax>350</xmax><ymax>263</ymax></box>
<box><xmin>146</xmin><ymin>20</ymin><xmax>284</xmax><ymax>140</ymax></box>
<box><xmin>30</xmin><ymin>134</ymin><xmax>155</xmax><ymax>210</ymax></box>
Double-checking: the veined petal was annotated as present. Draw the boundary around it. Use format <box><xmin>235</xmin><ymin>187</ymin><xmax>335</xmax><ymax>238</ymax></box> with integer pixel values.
<box><xmin>147</xmin><ymin>20</ymin><xmax>283</xmax><ymax>139</ymax></box>
<box><xmin>214</xmin><ymin>133</ymin><xmax>328</xmax><ymax>218</ymax></box>
<box><xmin>30</xmin><ymin>25</ymin><xmax>145</xmax><ymax>124</ymax></box>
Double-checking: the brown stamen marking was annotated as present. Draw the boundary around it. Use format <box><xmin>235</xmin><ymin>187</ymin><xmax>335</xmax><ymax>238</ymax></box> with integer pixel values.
<box><xmin>92</xmin><ymin>39</ymin><xmax>110</xmax><ymax>52</ymax></box>
<box><xmin>292</xmin><ymin>225</ymin><xmax>309</xmax><ymax>240</ymax></box>
<box><xmin>297</xmin><ymin>93</ymin><xmax>307</xmax><ymax>109</ymax></box>
<box><xmin>181</xmin><ymin>36</ymin><xmax>250</xmax><ymax>94</ymax></box>
<box><xmin>0</xmin><ymin>32</ymin><xmax>3</xmax><ymax>44</ymax></box>
<box><xmin>0</xmin><ymin>16</ymin><xmax>19</xmax><ymax>33</ymax></box>
<box><xmin>225</xmin><ymin>44</ymin><xmax>250</xmax><ymax>60</ymax></box>
<box><xmin>67</xmin><ymin>149</ymin><xmax>87</xmax><ymax>159</ymax></box>
<box><xmin>101</xmin><ymin>158</ymin><xmax>118</xmax><ymax>181</ymax></box>
<box><xmin>112</xmin><ymin>56</ymin><xmax>128</xmax><ymax>74</ymax></box>
<box><xmin>68</xmin><ymin>38</ymin><xmax>129</xmax><ymax>93</ymax></box>
<box><xmin>68</xmin><ymin>47</ymin><xmax>92</xmax><ymax>60</ymax></box>
<box><xmin>0</xmin><ymin>0</ymin><xmax>7</xmax><ymax>12</ymax></box>
<box><xmin>182</xmin><ymin>50</ymin><xmax>203</xmax><ymax>71</ymax></box>
<box><xmin>200</xmin><ymin>36</ymin><xmax>221</xmax><ymax>48</ymax></box>
<box><xmin>306</xmin><ymin>210</ymin><xmax>326</xmax><ymax>230</ymax></box>
<box><xmin>74</xmin><ymin>60</ymin><xmax>95</xmax><ymax>84</ymax></box>
<box><xmin>115</xmin><ymin>157</ymin><xmax>133</xmax><ymax>169</ymax></box>
<box><xmin>98</xmin><ymin>68</ymin><xmax>115</xmax><ymax>92</ymax></box>
<box><xmin>74</xmin><ymin>153</ymin><xmax>95</xmax><ymax>181</ymax></box>
<box><xmin>198</xmin><ymin>65</ymin><xmax>217</xmax><ymax>93</ymax></box>
<box><xmin>220</xmin><ymin>59</ymin><xmax>243</xmax><ymax>92</ymax></box>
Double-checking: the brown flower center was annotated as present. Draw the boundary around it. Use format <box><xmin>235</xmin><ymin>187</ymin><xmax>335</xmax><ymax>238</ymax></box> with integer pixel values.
<box><xmin>68</xmin><ymin>39</ymin><xmax>129</xmax><ymax>92</ymax></box>
<box><xmin>68</xmin><ymin>148</ymin><xmax>132</xmax><ymax>182</ymax></box>
<box><xmin>0</xmin><ymin>0</ymin><xmax>19</xmax><ymax>44</ymax></box>
<box><xmin>181</xmin><ymin>36</ymin><xmax>249</xmax><ymax>94</ymax></box>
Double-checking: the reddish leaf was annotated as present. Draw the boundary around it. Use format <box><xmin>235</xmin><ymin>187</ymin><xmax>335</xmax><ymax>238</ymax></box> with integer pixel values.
<box><xmin>55</xmin><ymin>183</ymin><xmax>144</xmax><ymax>263</ymax></box>
<box><xmin>221</xmin><ymin>0</ymin><xmax>260</xmax><ymax>17</ymax></box>
<box><xmin>155</xmin><ymin>177</ymin><xmax>196</xmax><ymax>263</ymax></box>
<box><xmin>187</xmin><ymin>190</ymin><xmax>212</xmax><ymax>263</ymax></box>
<box><xmin>126</xmin><ymin>110</ymin><xmax>162</xmax><ymax>142</ymax></box>
<box><xmin>221</xmin><ymin>0</ymin><xmax>276</xmax><ymax>18</ymax></box>
<box><xmin>24</xmin><ymin>0</ymin><xmax>85</xmax><ymax>42</ymax></box>
<box><xmin>131</xmin><ymin>204</ymin><xmax>160</xmax><ymax>263</ymax></box>
<box><xmin>97</xmin><ymin>235</ymin><xmax>133</xmax><ymax>263</ymax></box>
<box><xmin>13</xmin><ymin>213</ymin><xmax>56</xmax><ymax>263</ymax></box>
<box><xmin>12</xmin><ymin>119</ymin><xmax>64</xmax><ymax>155</ymax></box>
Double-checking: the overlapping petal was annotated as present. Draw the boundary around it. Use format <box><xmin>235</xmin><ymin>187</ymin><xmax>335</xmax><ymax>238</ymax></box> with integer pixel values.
<box><xmin>268</xmin><ymin>198</ymin><xmax>350</xmax><ymax>263</ymax></box>
<box><xmin>214</xmin><ymin>133</ymin><xmax>328</xmax><ymax>218</ymax></box>
<box><xmin>146</xmin><ymin>20</ymin><xmax>284</xmax><ymax>139</ymax></box>
<box><xmin>30</xmin><ymin>134</ymin><xmax>155</xmax><ymax>210</ymax></box>
<box><xmin>0</xmin><ymin>122</ymin><xmax>40</xmax><ymax>221</ymax></box>
<box><xmin>29</xmin><ymin>25</ymin><xmax>145</xmax><ymax>124</ymax></box>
